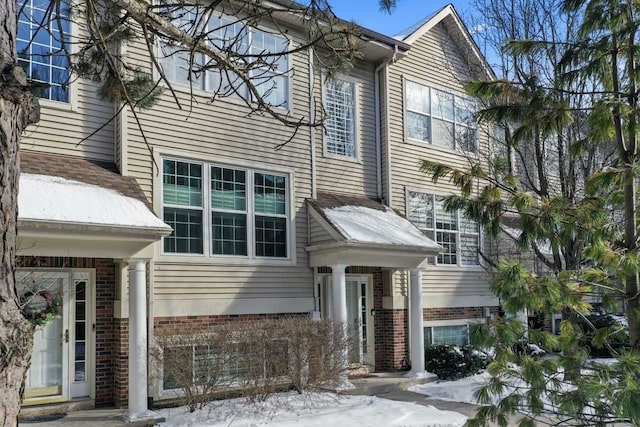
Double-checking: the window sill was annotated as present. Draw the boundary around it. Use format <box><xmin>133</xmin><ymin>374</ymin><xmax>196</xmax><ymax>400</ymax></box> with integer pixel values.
<box><xmin>405</xmin><ymin>138</ymin><xmax>478</xmax><ymax>159</ymax></box>
<box><xmin>37</xmin><ymin>98</ymin><xmax>74</xmax><ymax>112</ymax></box>
<box><xmin>156</xmin><ymin>253</ymin><xmax>296</xmax><ymax>266</ymax></box>
<box><xmin>322</xmin><ymin>152</ymin><xmax>362</xmax><ymax>164</ymax></box>
<box><xmin>159</xmin><ymin>81</ymin><xmax>291</xmax><ymax>116</ymax></box>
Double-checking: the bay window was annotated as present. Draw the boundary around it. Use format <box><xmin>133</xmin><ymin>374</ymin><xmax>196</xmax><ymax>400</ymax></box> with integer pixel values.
<box><xmin>407</xmin><ymin>191</ymin><xmax>479</xmax><ymax>266</ymax></box>
<box><xmin>162</xmin><ymin>159</ymin><xmax>290</xmax><ymax>259</ymax></box>
<box><xmin>405</xmin><ymin>79</ymin><xmax>477</xmax><ymax>152</ymax></box>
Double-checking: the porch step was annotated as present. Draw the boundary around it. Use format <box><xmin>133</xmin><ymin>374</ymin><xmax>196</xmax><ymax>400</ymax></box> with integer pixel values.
<box><xmin>20</xmin><ymin>398</ymin><xmax>94</xmax><ymax>419</ymax></box>
<box><xmin>19</xmin><ymin>407</ymin><xmax>165</xmax><ymax>427</ymax></box>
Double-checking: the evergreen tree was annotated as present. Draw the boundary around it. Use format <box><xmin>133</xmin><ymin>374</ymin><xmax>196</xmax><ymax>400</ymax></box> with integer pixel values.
<box><xmin>421</xmin><ymin>0</ymin><xmax>640</xmax><ymax>424</ymax></box>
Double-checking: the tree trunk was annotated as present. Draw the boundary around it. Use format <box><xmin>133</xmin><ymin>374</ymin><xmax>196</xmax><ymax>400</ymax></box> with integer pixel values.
<box><xmin>0</xmin><ymin>1</ymin><xmax>40</xmax><ymax>425</ymax></box>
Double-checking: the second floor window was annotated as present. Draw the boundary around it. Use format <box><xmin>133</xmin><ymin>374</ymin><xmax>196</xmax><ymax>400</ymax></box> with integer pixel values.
<box><xmin>18</xmin><ymin>0</ymin><xmax>70</xmax><ymax>103</ymax></box>
<box><xmin>162</xmin><ymin>159</ymin><xmax>290</xmax><ymax>259</ymax></box>
<box><xmin>159</xmin><ymin>10</ymin><xmax>290</xmax><ymax>109</ymax></box>
<box><xmin>325</xmin><ymin>79</ymin><xmax>356</xmax><ymax>158</ymax></box>
<box><xmin>407</xmin><ymin>191</ymin><xmax>479</xmax><ymax>266</ymax></box>
<box><xmin>405</xmin><ymin>80</ymin><xmax>477</xmax><ymax>152</ymax></box>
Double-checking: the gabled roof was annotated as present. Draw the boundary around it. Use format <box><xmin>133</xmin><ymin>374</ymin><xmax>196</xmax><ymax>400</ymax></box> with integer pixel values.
<box><xmin>19</xmin><ymin>152</ymin><xmax>171</xmax><ymax>236</ymax></box>
<box><xmin>307</xmin><ymin>191</ymin><xmax>440</xmax><ymax>251</ymax></box>
<box><xmin>394</xmin><ymin>3</ymin><xmax>495</xmax><ymax>80</ymax></box>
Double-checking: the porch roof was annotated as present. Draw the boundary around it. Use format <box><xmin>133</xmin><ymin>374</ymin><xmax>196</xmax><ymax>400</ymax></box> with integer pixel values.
<box><xmin>306</xmin><ymin>192</ymin><xmax>441</xmax><ymax>269</ymax></box>
<box><xmin>17</xmin><ymin>152</ymin><xmax>172</xmax><ymax>258</ymax></box>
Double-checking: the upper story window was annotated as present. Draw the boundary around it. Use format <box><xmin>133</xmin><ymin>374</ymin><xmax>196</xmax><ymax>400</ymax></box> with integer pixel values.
<box><xmin>162</xmin><ymin>159</ymin><xmax>290</xmax><ymax>259</ymax></box>
<box><xmin>325</xmin><ymin>78</ymin><xmax>357</xmax><ymax>158</ymax></box>
<box><xmin>405</xmin><ymin>80</ymin><xmax>477</xmax><ymax>152</ymax></box>
<box><xmin>17</xmin><ymin>0</ymin><xmax>70</xmax><ymax>103</ymax></box>
<box><xmin>159</xmin><ymin>10</ymin><xmax>290</xmax><ymax>109</ymax></box>
<box><xmin>407</xmin><ymin>191</ymin><xmax>479</xmax><ymax>266</ymax></box>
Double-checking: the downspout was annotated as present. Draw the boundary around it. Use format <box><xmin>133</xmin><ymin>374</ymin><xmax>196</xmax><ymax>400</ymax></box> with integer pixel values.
<box><xmin>375</xmin><ymin>45</ymin><xmax>398</xmax><ymax>205</ymax></box>
<box><xmin>309</xmin><ymin>46</ymin><xmax>317</xmax><ymax>199</ymax></box>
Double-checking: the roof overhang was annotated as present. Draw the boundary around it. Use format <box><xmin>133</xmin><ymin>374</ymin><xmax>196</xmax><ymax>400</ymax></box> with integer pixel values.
<box><xmin>17</xmin><ymin>171</ymin><xmax>172</xmax><ymax>259</ymax></box>
<box><xmin>17</xmin><ymin>221</ymin><xmax>164</xmax><ymax>259</ymax></box>
<box><xmin>306</xmin><ymin>241</ymin><xmax>440</xmax><ymax>269</ymax></box>
<box><xmin>306</xmin><ymin>192</ymin><xmax>442</xmax><ymax>269</ymax></box>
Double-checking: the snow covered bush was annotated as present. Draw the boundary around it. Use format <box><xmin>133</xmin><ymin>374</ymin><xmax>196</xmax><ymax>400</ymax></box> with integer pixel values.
<box><xmin>424</xmin><ymin>345</ymin><xmax>492</xmax><ymax>380</ymax></box>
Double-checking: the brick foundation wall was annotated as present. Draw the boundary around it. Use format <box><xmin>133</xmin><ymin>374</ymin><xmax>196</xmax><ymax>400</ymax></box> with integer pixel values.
<box><xmin>423</xmin><ymin>306</ymin><xmax>499</xmax><ymax>322</ymax></box>
<box><xmin>153</xmin><ymin>312</ymin><xmax>307</xmax><ymax>330</ymax></box>
<box><xmin>17</xmin><ymin>256</ymin><xmax>117</xmax><ymax>407</ymax></box>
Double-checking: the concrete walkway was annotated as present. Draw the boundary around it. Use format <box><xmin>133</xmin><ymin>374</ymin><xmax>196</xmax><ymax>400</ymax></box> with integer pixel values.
<box><xmin>344</xmin><ymin>373</ymin><xmax>481</xmax><ymax>419</ymax></box>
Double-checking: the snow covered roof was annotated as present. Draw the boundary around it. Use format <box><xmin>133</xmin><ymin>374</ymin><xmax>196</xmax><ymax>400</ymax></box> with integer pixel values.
<box><xmin>19</xmin><ymin>173</ymin><xmax>171</xmax><ymax>233</ymax></box>
<box><xmin>308</xmin><ymin>192</ymin><xmax>440</xmax><ymax>252</ymax></box>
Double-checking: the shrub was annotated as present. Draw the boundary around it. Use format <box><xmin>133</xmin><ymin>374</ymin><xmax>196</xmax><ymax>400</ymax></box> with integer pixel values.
<box><xmin>424</xmin><ymin>345</ymin><xmax>492</xmax><ymax>380</ymax></box>
<box><xmin>151</xmin><ymin>317</ymin><xmax>350</xmax><ymax>410</ymax></box>
<box><xmin>577</xmin><ymin>314</ymin><xmax>628</xmax><ymax>357</ymax></box>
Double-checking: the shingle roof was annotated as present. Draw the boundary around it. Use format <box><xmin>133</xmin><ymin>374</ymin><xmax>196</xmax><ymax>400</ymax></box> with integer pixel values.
<box><xmin>20</xmin><ymin>151</ymin><xmax>149</xmax><ymax>206</ymax></box>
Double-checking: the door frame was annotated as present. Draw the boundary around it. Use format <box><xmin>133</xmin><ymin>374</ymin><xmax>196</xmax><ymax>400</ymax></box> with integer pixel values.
<box><xmin>316</xmin><ymin>273</ymin><xmax>375</xmax><ymax>368</ymax></box>
<box><xmin>20</xmin><ymin>268</ymin><xmax>96</xmax><ymax>405</ymax></box>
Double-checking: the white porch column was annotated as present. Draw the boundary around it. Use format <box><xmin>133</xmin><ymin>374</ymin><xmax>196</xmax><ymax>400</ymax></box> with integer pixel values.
<box><xmin>331</xmin><ymin>264</ymin><xmax>347</xmax><ymax>324</ymax></box>
<box><xmin>409</xmin><ymin>268</ymin><xmax>425</xmax><ymax>375</ymax></box>
<box><xmin>330</xmin><ymin>264</ymin><xmax>352</xmax><ymax>389</ymax></box>
<box><xmin>127</xmin><ymin>258</ymin><xmax>150</xmax><ymax>422</ymax></box>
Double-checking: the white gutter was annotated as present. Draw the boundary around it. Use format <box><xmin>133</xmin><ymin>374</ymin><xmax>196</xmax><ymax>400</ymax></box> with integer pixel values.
<box><xmin>309</xmin><ymin>46</ymin><xmax>317</xmax><ymax>199</ymax></box>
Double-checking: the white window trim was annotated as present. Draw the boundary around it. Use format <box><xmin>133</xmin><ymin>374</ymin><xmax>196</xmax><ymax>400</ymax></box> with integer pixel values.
<box><xmin>321</xmin><ymin>74</ymin><xmax>361</xmax><ymax>163</ymax></box>
<box><xmin>423</xmin><ymin>319</ymin><xmax>483</xmax><ymax>346</ymax></box>
<box><xmin>18</xmin><ymin>0</ymin><xmax>78</xmax><ymax>111</ymax></box>
<box><xmin>405</xmin><ymin>187</ymin><xmax>483</xmax><ymax>270</ymax></box>
<box><xmin>402</xmin><ymin>76</ymin><xmax>477</xmax><ymax>154</ymax></box>
<box><xmin>154</xmin><ymin>10</ymin><xmax>293</xmax><ymax>113</ymax></box>
<box><xmin>153</xmin><ymin>148</ymin><xmax>297</xmax><ymax>266</ymax></box>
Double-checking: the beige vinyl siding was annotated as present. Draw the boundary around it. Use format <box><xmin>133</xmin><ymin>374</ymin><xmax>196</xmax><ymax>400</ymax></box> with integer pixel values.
<box><xmin>315</xmin><ymin>60</ymin><xmax>379</xmax><ymax>198</ymax></box>
<box><xmin>122</xmin><ymin>30</ymin><xmax>315</xmax><ymax>316</ymax></box>
<box><xmin>21</xmin><ymin>81</ymin><xmax>115</xmax><ymax>162</ymax></box>
<box><xmin>20</xmin><ymin>17</ymin><xmax>115</xmax><ymax>162</ymax></box>
<box><xmin>387</xmin><ymin>20</ymin><xmax>494</xmax><ymax>308</ymax></box>
<box><xmin>308</xmin><ymin>215</ymin><xmax>335</xmax><ymax>246</ymax></box>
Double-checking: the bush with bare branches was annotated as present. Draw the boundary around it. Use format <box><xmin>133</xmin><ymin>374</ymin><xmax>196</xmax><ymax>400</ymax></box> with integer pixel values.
<box><xmin>151</xmin><ymin>317</ymin><xmax>351</xmax><ymax>410</ymax></box>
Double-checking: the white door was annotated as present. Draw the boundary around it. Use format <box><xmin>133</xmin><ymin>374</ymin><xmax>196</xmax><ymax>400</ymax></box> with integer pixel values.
<box><xmin>320</xmin><ymin>275</ymin><xmax>374</xmax><ymax>367</ymax></box>
<box><xmin>18</xmin><ymin>270</ymin><xmax>93</xmax><ymax>401</ymax></box>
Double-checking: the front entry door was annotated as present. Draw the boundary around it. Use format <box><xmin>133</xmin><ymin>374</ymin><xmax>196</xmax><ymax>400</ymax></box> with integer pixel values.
<box><xmin>319</xmin><ymin>275</ymin><xmax>374</xmax><ymax>367</ymax></box>
<box><xmin>18</xmin><ymin>270</ymin><xmax>93</xmax><ymax>402</ymax></box>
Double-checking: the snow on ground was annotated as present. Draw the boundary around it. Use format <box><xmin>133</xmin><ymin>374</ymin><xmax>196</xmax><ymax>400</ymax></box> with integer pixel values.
<box><xmin>156</xmin><ymin>391</ymin><xmax>467</xmax><ymax>427</ymax></box>
<box><xmin>409</xmin><ymin>373</ymin><xmax>490</xmax><ymax>405</ymax></box>
<box><xmin>410</xmin><ymin>358</ymin><xmax>618</xmax><ymax>406</ymax></box>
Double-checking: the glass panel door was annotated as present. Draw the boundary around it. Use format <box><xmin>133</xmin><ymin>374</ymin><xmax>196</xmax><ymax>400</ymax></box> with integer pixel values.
<box><xmin>70</xmin><ymin>272</ymin><xmax>91</xmax><ymax>398</ymax></box>
<box><xmin>346</xmin><ymin>280</ymin><xmax>361</xmax><ymax>363</ymax></box>
<box><xmin>18</xmin><ymin>271</ymin><xmax>70</xmax><ymax>400</ymax></box>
